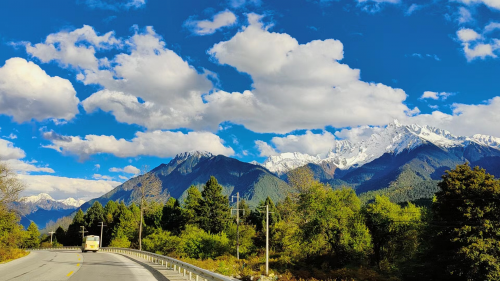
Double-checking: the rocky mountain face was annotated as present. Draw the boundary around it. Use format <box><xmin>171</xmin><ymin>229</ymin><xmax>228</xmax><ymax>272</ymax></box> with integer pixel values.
<box><xmin>80</xmin><ymin>151</ymin><xmax>294</xmax><ymax>211</ymax></box>
<box><xmin>16</xmin><ymin>193</ymin><xmax>85</xmax><ymax>228</ymax></box>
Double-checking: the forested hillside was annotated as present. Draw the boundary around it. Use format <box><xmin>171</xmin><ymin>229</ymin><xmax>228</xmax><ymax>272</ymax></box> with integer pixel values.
<box><xmin>45</xmin><ymin>163</ymin><xmax>500</xmax><ymax>280</ymax></box>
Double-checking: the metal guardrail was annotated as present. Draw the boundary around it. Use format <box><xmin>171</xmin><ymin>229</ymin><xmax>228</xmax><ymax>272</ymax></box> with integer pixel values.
<box><xmin>27</xmin><ymin>246</ymin><xmax>238</xmax><ymax>281</ymax></box>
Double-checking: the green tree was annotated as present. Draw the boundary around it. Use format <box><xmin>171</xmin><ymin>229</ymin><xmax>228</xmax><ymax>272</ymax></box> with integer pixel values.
<box><xmin>84</xmin><ymin>201</ymin><xmax>105</xmax><ymax>236</ymax></box>
<box><xmin>66</xmin><ymin>209</ymin><xmax>85</xmax><ymax>245</ymax></box>
<box><xmin>196</xmin><ymin>176</ymin><xmax>231</xmax><ymax>234</ymax></box>
<box><xmin>364</xmin><ymin>196</ymin><xmax>422</xmax><ymax>273</ymax></box>
<box><xmin>161</xmin><ymin>198</ymin><xmax>185</xmax><ymax>235</ymax></box>
<box><xmin>55</xmin><ymin>226</ymin><xmax>66</xmax><ymax>246</ymax></box>
<box><xmin>429</xmin><ymin>164</ymin><xmax>500</xmax><ymax>280</ymax></box>
<box><xmin>298</xmin><ymin>185</ymin><xmax>372</xmax><ymax>267</ymax></box>
<box><xmin>184</xmin><ymin>185</ymin><xmax>202</xmax><ymax>224</ymax></box>
<box><xmin>142</xmin><ymin>229</ymin><xmax>181</xmax><ymax>255</ymax></box>
<box><xmin>22</xmin><ymin>222</ymin><xmax>40</xmax><ymax>248</ymax></box>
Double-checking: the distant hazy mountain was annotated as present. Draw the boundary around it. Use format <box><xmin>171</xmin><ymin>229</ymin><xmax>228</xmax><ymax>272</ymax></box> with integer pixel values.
<box><xmin>16</xmin><ymin>193</ymin><xmax>85</xmax><ymax>228</ymax></box>
<box><xmin>80</xmin><ymin>151</ymin><xmax>294</xmax><ymax>211</ymax></box>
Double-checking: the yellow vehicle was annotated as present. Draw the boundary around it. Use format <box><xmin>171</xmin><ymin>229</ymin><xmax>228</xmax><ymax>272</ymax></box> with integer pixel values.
<box><xmin>82</xmin><ymin>235</ymin><xmax>100</xmax><ymax>252</ymax></box>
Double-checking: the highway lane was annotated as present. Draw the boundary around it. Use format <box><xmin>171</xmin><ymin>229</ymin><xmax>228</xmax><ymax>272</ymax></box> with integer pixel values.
<box><xmin>0</xmin><ymin>250</ymin><xmax>159</xmax><ymax>281</ymax></box>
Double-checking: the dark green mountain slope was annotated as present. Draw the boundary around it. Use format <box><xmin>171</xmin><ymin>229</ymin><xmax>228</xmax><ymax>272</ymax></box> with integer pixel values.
<box><xmin>81</xmin><ymin>152</ymin><xmax>294</xmax><ymax>211</ymax></box>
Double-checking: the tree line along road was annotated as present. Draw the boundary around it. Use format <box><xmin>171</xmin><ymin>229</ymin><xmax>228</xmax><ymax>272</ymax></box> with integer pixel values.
<box><xmin>0</xmin><ymin>250</ymin><xmax>160</xmax><ymax>281</ymax></box>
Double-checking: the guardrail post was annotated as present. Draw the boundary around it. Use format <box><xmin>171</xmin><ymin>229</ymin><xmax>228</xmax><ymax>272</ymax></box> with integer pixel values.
<box><xmin>195</xmin><ymin>275</ymin><xmax>199</xmax><ymax>281</ymax></box>
<box><xmin>189</xmin><ymin>271</ymin><xmax>192</xmax><ymax>280</ymax></box>
<box><xmin>183</xmin><ymin>268</ymin><xmax>186</xmax><ymax>277</ymax></box>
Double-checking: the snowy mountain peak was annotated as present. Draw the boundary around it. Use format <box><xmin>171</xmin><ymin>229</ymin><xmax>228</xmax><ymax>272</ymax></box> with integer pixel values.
<box><xmin>20</xmin><ymin>193</ymin><xmax>85</xmax><ymax>208</ymax></box>
<box><xmin>174</xmin><ymin>151</ymin><xmax>214</xmax><ymax>161</ymax></box>
<box><xmin>23</xmin><ymin>193</ymin><xmax>54</xmax><ymax>203</ymax></box>
<box><xmin>262</xmin><ymin>122</ymin><xmax>500</xmax><ymax>174</ymax></box>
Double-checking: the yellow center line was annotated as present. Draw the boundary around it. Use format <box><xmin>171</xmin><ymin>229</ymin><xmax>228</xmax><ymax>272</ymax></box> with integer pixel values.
<box><xmin>78</xmin><ymin>258</ymin><xmax>81</xmax><ymax>261</ymax></box>
<box><xmin>77</xmin><ymin>263</ymin><xmax>80</xmax><ymax>266</ymax></box>
<box><xmin>67</xmin><ymin>271</ymin><xmax>74</xmax><ymax>277</ymax></box>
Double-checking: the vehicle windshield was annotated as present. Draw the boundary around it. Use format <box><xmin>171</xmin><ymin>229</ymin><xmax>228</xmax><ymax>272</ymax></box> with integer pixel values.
<box><xmin>86</xmin><ymin>236</ymin><xmax>99</xmax><ymax>242</ymax></box>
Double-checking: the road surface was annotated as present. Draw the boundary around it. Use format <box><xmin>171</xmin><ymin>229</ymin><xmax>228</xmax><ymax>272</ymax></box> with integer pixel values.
<box><xmin>0</xmin><ymin>250</ymin><xmax>160</xmax><ymax>281</ymax></box>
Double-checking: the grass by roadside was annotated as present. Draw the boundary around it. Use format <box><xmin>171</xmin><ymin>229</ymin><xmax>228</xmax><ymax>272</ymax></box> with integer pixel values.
<box><xmin>0</xmin><ymin>248</ymin><xmax>29</xmax><ymax>264</ymax></box>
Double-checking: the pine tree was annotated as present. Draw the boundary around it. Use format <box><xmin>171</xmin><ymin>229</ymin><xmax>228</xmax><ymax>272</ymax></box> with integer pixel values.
<box><xmin>196</xmin><ymin>176</ymin><xmax>231</xmax><ymax>234</ymax></box>
<box><xmin>184</xmin><ymin>185</ymin><xmax>202</xmax><ymax>224</ymax></box>
<box><xmin>55</xmin><ymin>226</ymin><xmax>66</xmax><ymax>246</ymax></box>
<box><xmin>23</xmin><ymin>222</ymin><xmax>40</xmax><ymax>248</ymax></box>
<box><xmin>161</xmin><ymin>198</ymin><xmax>185</xmax><ymax>235</ymax></box>
<box><xmin>84</xmin><ymin>201</ymin><xmax>105</xmax><ymax>236</ymax></box>
<box><xmin>66</xmin><ymin>209</ymin><xmax>85</xmax><ymax>246</ymax></box>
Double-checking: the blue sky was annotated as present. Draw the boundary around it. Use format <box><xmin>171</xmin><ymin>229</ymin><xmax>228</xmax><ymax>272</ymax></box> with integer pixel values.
<box><xmin>1</xmin><ymin>0</ymin><xmax>499</xmax><ymax>200</ymax></box>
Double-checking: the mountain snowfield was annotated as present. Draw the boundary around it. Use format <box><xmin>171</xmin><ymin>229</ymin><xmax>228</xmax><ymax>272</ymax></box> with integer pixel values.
<box><xmin>21</xmin><ymin>193</ymin><xmax>86</xmax><ymax>208</ymax></box>
<box><xmin>262</xmin><ymin>120</ymin><xmax>500</xmax><ymax>175</ymax></box>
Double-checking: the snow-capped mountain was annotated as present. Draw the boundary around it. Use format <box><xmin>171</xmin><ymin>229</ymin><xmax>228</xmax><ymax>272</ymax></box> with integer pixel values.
<box><xmin>21</xmin><ymin>193</ymin><xmax>86</xmax><ymax>209</ymax></box>
<box><xmin>262</xmin><ymin>120</ymin><xmax>500</xmax><ymax>175</ymax></box>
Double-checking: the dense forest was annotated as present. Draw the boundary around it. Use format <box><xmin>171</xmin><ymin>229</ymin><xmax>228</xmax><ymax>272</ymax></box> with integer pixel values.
<box><xmin>3</xmin><ymin>162</ymin><xmax>500</xmax><ymax>280</ymax></box>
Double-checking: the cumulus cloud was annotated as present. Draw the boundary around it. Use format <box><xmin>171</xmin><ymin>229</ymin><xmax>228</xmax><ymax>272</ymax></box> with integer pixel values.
<box><xmin>335</xmin><ymin>126</ymin><xmax>385</xmax><ymax>143</ymax></box>
<box><xmin>79</xmin><ymin>26</ymin><xmax>213</xmax><ymax>130</ymax></box>
<box><xmin>0</xmin><ymin>58</ymin><xmax>79</xmax><ymax>123</ymax></box>
<box><xmin>19</xmin><ymin>174</ymin><xmax>120</xmax><ymax>200</ymax></box>
<box><xmin>255</xmin><ymin>140</ymin><xmax>278</xmax><ymax>157</ymax></box>
<box><xmin>456</xmin><ymin>26</ymin><xmax>500</xmax><ymax>61</ymax></box>
<box><xmin>270</xmin><ymin>131</ymin><xmax>336</xmax><ymax>157</ymax></box>
<box><xmin>406</xmin><ymin>4</ymin><xmax>422</xmax><ymax>15</ymax></box>
<box><xmin>458</xmin><ymin>0</ymin><xmax>500</xmax><ymax>11</ymax></box>
<box><xmin>457</xmin><ymin>7</ymin><xmax>473</xmax><ymax>24</ymax></box>
<box><xmin>206</xmin><ymin>14</ymin><xmax>414</xmax><ymax>133</ymax></box>
<box><xmin>109</xmin><ymin>165</ymin><xmax>140</xmax><ymax>175</ymax></box>
<box><xmin>25</xmin><ymin>25</ymin><xmax>120</xmax><ymax>70</ymax></box>
<box><xmin>43</xmin><ymin>130</ymin><xmax>234</xmax><ymax>160</ymax></box>
<box><xmin>92</xmin><ymin>173</ymin><xmax>114</xmax><ymax>181</ymax></box>
<box><xmin>0</xmin><ymin>138</ymin><xmax>54</xmax><ymax>174</ymax></box>
<box><xmin>406</xmin><ymin>97</ymin><xmax>500</xmax><ymax>137</ymax></box>
<box><xmin>185</xmin><ymin>10</ymin><xmax>237</xmax><ymax>35</ymax></box>
<box><xmin>457</xmin><ymin>28</ymin><xmax>481</xmax><ymax>42</ymax></box>
<box><xmin>420</xmin><ymin>91</ymin><xmax>453</xmax><ymax>100</ymax></box>
<box><xmin>80</xmin><ymin>0</ymin><xmax>146</xmax><ymax>10</ymax></box>
<box><xmin>0</xmin><ymin>138</ymin><xmax>25</xmax><ymax>160</ymax></box>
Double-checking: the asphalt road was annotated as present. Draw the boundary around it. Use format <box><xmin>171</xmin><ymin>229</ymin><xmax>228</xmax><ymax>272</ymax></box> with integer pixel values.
<box><xmin>0</xmin><ymin>250</ymin><xmax>159</xmax><ymax>281</ymax></box>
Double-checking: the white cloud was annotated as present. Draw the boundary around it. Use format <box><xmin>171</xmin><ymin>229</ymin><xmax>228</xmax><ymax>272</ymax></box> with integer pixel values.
<box><xmin>406</xmin><ymin>4</ymin><xmax>422</xmax><ymax>15</ymax></box>
<box><xmin>26</xmin><ymin>25</ymin><xmax>120</xmax><ymax>70</ymax></box>
<box><xmin>109</xmin><ymin>165</ymin><xmax>140</xmax><ymax>175</ymax></box>
<box><xmin>185</xmin><ymin>10</ymin><xmax>237</xmax><ymax>36</ymax></box>
<box><xmin>80</xmin><ymin>0</ymin><xmax>146</xmax><ymax>10</ymax></box>
<box><xmin>119</xmin><ymin>175</ymin><xmax>129</xmax><ymax>180</ymax></box>
<box><xmin>0</xmin><ymin>138</ymin><xmax>54</xmax><ymax>174</ymax></box>
<box><xmin>94</xmin><ymin>164</ymin><xmax>100</xmax><ymax>170</ymax></box>
<box><xmin>0</xmin><ymin>58</ymin><xmax>79</xmax><ymax>123</ymax></box>
<box><xmin>270</xmin><ymin>131</ymin><xmax>336</xmax><ymax>157</ymax></box>
<box><xmin>206</xmin><ymin>14</ymin><xmax>414</xmax><ymax>133</ymax></box>
<box><xmin>80</xmin><ymin>26</ymin><xmax>213</xmax><ymax>130</ymax></box>
<box><xmin>457</xmin><ymin>7</ymin><xmax>473</xmax><ymax>24</ymax></box>
<box><xmin>43</xmin><ymin>130</ymin><xmax>234</xmax><ymax>160</ymax></box>
<box><xmin>335</xmin><ymin>126</ymin><xmax>385</xmax><ymax>143</ymax></box>
<box><xmin>457</xmin><ymin>28</ymin><xmax>481</xmax><ymax>42</ymax></box>
<box><xmin>463</xmin><ymin>42</ymin><xmax>497</xmax><ymax>61</ymax></box>
<box><xmin>458</xmin><ymin>0</ymin><xmax>500</xmax><ymax>11</ymax></box>
<box><xmin>3</xmin><ymin>159</ymin><xmax>54</xmax><ymax>174</ymax></box>
<box><xmin>406</xmin><ymin>97</ymin><xmax>500</xmax><ymax>137</ymax></box>
<box><xmin>18</xmin><ymin>174</ymin><xmax>120</xmax><ymax>200</ymax></box>
<box><xmin>0</xmin><ymin>139</ymin><xmax>25</xmax><ymax>160</ymax></box>
<box><xmin>484</xmin><ymin>22</ymin><xmax>500</xmax><ymax>33</ymax></box>
<box><xmin>92</xmin><ymin>173</ymin><xmax>114</xmax><ymax>181</ymax></box>
<box><xmin>5</xmin><ymin>133</ymin><xmax>17</xmax><ymax>140</ymax></box>
<box><xmin>255</xmin><ymin>140</ymin><xmax>278</xmax><ymax>157</ymax></box>
<box><xmin>420</xmin><ymin>91</ymin><xmax>453</xmax><ymax>100</ymax></box>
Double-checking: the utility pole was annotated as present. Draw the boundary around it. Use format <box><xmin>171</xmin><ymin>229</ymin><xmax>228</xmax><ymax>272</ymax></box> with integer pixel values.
<box><xmin>79</xmin><ymin>226</ymin><xmax>88</xmax><ymax>244</ymax></box>
<box><xmin>48</xmin><ymin>231</ymin><xmax>55</xmax><ymax>244</ymax></box>
<box><xmin>231</xmin><ymin>192</ymin><xmax>245</xmax><ymax>260</ymax></box>
<box><xmin>99</xmin><ymin>222</ymin><xmax>106</xmax><ymax>247</ymax></box>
